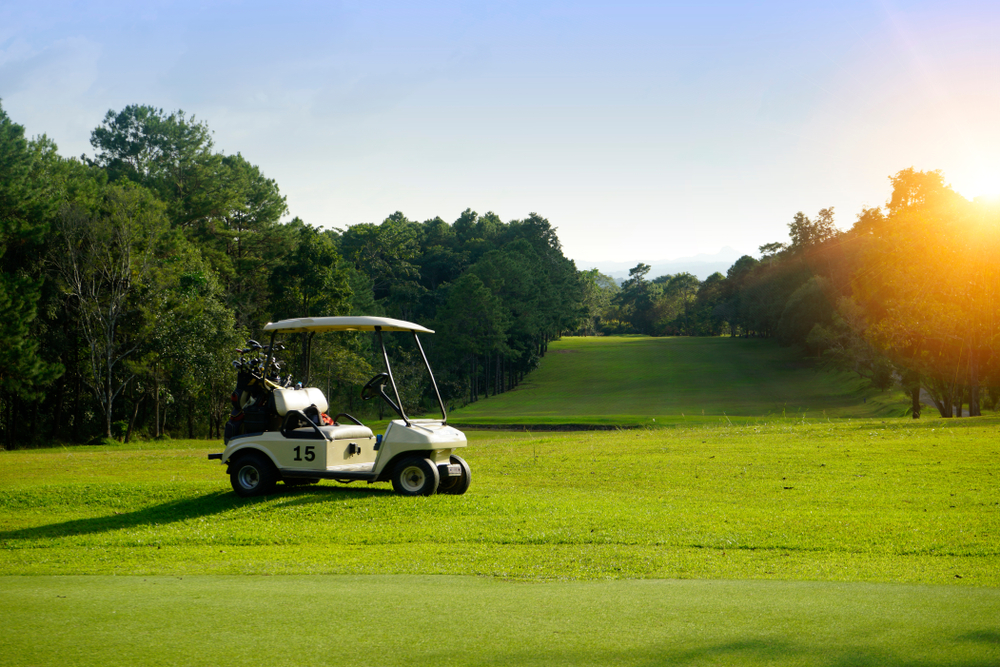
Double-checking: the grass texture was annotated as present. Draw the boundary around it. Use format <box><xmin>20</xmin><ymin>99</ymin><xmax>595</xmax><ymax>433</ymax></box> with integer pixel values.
<box><xmin>4</xmin><ymin>575</ymin><xmax>998</xmax><ymax>667</ymax></box>
<box><xmin>3</xmin><ymin>336</ymin><xmax>999</xmax><ymax>666</ymax></box>
<box><xmin>449</xmin><ymin>336</ymin><xmax>908</xmax><ymax>426</ymax></box>
<box><xmin>2</xmin><ymin>421</ymin><xmax>997</xmax><ymax>584</ymax></box>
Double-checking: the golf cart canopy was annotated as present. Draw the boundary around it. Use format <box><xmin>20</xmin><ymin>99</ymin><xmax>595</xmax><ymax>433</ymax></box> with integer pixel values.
<box><xmin>263</xmin><ymin>316</ymin><xmax>434</xmax><ymax>334</ymax></box>
<box><xmin>260</xmin><ymin>315</ymin><xmax>446</xmax><ymax>426</ymax></box>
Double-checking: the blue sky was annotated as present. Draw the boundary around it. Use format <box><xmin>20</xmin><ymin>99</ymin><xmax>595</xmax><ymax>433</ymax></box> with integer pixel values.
<box><xmin>3</xmin><ymin>1</ymin><xmax>999</xmax><ymax>265</ymax></box>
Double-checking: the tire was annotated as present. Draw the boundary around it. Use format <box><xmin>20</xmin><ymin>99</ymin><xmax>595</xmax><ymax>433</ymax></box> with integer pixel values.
<box><xmin>437</xmin><ymin>454</ymin><xmax>471</xmax><ymax>495</ymax></box>
<box><xmin>230</xmin><ymin>452</ymin><xmax>278</xmax><ymax>497</ymax></box>
<box><xmin>391</xmin><ymin>456</ymin><xmax>439</xmax><ymax>496</ymax></box>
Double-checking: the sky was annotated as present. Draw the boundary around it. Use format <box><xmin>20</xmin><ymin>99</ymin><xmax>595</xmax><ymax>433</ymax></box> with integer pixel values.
<box><xmin>3</xmin><ymin>1</ymin><xmax>1000</xmax><ymax>266</ymax></box>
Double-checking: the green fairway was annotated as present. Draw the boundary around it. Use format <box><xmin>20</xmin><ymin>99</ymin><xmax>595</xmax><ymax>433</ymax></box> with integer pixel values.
<box><xmin>3</xmin><ymin>352</ymin><xmax>999</xmax><ymax>665</ymax></box>
<box><xmin>2</xmin><ymin>422</ymin><xmax>997</xmax><ymax>584</ymax></box>
<box><xmin>449</xmin><ymin>336</ymin><xmax>908</xmax><ymax>426</ymax></box>
<box><xmin>4</xmin><ymin>575</ymin><xmax>998</xmax><ymax>667</ymax></box>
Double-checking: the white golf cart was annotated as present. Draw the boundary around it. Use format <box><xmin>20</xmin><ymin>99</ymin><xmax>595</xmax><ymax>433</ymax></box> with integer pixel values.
<box><xmin>208</xmin><ymin>316</ymin><xmax>470</xmax><ymax>498</ymax></box>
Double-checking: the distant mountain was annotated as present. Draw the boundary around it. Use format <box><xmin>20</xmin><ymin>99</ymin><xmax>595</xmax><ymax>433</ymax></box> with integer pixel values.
<box><xmin>575</xmin><ymin>247</ymin><xmax>747</xmax><ymax>282</ymax></box>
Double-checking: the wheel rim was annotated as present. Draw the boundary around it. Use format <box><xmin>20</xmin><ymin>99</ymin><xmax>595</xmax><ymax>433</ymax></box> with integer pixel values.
<box><xmin>238</xmin><ymin>465</ymin><xmax>260</xmax><ymax>490</ymax></box>
<box><xmin>399</xmin><ymin>465</ymin><xmax>426</xmax><ymax>493</ymax></box>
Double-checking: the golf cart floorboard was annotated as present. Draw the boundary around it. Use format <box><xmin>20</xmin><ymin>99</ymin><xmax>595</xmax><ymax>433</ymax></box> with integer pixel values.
<box><xmin>281</xmin><ymin>466</ymin><xmax>378</xmax><ymax>482</ymax></box>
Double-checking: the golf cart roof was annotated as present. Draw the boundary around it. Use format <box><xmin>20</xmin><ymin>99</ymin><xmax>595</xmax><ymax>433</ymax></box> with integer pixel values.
<box><xmin>262</xmin><ymin>316</ymin><xmax>434</xmax><ymax>334</ymax></box>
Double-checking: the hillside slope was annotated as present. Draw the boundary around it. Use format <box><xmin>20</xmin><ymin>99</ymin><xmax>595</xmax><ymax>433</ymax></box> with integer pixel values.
<box><xmin>448</xmin><ymin>336</ymin><xmax>908</xmax><ymax>426</ymax></box>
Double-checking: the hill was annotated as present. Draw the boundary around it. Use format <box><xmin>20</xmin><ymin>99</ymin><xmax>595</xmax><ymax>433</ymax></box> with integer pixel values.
<box><xmin>448</xmin><ymin>336</ymin><xmax>908</xmax><ymax>426</ymax></box>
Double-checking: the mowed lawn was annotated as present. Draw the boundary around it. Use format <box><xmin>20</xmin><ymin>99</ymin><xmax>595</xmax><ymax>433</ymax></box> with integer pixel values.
<box><xmin>1</xmin><ymin>421</ymin><xmax>999</xmax><ymax>666</ymax></box>
<box><xmin>450</xmin><ymin>336</ymin><xmax>907</xmax><ymax>425</ymax></box>
<box><xmin>3</xmin><ymin>334</ymin><xmax>999</xmax><ymax>666</ymax></box>
<box><xmin>2</xmin><ymin>424</ymin><xmax>997</xmax><ymax>582</ymax></box>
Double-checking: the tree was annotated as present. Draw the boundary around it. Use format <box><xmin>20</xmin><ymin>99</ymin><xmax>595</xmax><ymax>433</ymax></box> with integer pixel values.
<box><xmin>787</xmin><ymin>208</ymin><xmax>837</xmax><ymax>253</ymax></box>
<box><xmin>435</xmin><ymin>273</ymin><xmax>509</xmax><ymax>403</ymax></box>
<box><xmin>850</xmin><ymin>168</ymin><xmax>992</xmax><ymax>417</ymax></box>
<box><xmin>614</xmin><ymin>263</ymin><xmax>658</xmax><ymax>334</ymax></box>
<box><xmin>339</xmin><ymin>215</ymin><xmax>420</xmax><ymax>303</ymax></box>
<box><xmin>577</xmin><ymin>269</ymin><xmax>618</xmax><ymax>335</ymax></box>
<box><xmin>53</xmin><ymin>182</ymin><xmax>169</xmax><ymax>438</ymax></box>
<box><xmin>0</xmin><ymin>104</ymin><xmax>67</xmax><ymax>447</ymax></box>
<box><xmin>776</xmin><ymin>276</ymin><xmax>834</xmax><ymax>347</ymax></box>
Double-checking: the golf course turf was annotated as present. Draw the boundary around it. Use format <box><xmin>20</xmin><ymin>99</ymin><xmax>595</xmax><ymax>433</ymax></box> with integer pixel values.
<box><xmin>448</xmin><ymin>336</ymin><xmax>908</xmax><ymax>426</ymax></box>
<box><xmin>2</xmin><ymin>336</ymin><xmax>998</xmax><ymax>666</ymax></box>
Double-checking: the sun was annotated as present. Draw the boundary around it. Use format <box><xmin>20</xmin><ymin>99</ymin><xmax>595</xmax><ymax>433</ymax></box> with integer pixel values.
<box><xmin>950</xmin><ymin>168</ymin><xmax>1000</xmax><ymax>202</ymax></box>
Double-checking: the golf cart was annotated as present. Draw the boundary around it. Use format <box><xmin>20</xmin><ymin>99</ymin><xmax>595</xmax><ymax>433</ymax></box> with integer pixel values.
<box><xmin>208</xmin><ymin>316</ymin><xmax>470</xmax><ymax>498</ymax></box>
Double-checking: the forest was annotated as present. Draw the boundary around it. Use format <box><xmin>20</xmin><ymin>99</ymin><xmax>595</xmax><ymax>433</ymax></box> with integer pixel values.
<box><xmin>583</xmin><ymin>170</ymin><xmax>1000</xmax><ymax>419</ymax></box>
<box><xmin>1</xmin><ymin>102</ymin><xmax>996</xmax><ymax>447</ymax></box>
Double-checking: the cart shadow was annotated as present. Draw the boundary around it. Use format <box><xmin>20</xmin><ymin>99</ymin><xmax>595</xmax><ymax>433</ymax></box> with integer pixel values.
<box><xmin>0</xmin><ymin>484</ymin><xmax>394</xmax><ymax>543</ymax></box>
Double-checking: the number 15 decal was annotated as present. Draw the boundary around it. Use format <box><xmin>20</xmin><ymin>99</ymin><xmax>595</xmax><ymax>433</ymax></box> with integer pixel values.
<box><xmin>293</xmin><ymin>445</ymin><xmax>316</xmax><ymax>462</ymax></box>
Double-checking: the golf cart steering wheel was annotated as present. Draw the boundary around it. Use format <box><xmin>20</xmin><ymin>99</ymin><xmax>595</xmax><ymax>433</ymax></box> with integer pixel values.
<box><xmin>361</xmin><ymin>373</ymin><xmax>390</xmax><ymax>401</ymax></box>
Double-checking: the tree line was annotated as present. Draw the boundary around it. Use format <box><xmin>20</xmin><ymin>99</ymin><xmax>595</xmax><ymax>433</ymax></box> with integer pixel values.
<box><xmin>3</xmin><ymin>99</ymin><xmax>993</xmax><ymax>447</ymax></box>
<box><xmin>0</xmin><ymin>103</ymin><xmax>583</xmax><ymax>447</ymax></box>
<box><xmin>576</xmin><ymin>169</ymin><xmax>1000</xmax><ymax>418</ymax></box>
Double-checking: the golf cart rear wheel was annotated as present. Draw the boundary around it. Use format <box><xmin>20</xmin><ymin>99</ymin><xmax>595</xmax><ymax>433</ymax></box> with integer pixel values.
<box><xmin>437</xmin><ymin>454</ymin><xmax>471</xmax><ymax>495</ymax></box>
<box><xmin>391</xmin><ymin>456</ymin><xmax>439</xmax><ymax>496</ymax></box>
<box><xmin>230</xmin><ymin>452</ymin><xmax>278</xmax><ymax>497</ymax></box>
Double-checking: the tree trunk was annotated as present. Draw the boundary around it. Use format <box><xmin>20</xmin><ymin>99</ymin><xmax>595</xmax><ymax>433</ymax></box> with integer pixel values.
<box><xmin>72</xmin><ymin>368</ymin><xmax>82</xmax><ymax>442</ymax></box>
<box><xmin>154</xmin><ymin>366</ymin><xmax>161</xmax><ymax>438</ymax></box>
<box><xmin>50</xmin><ymin>377</ymin><xmax>65</xmax><ymax>441</ymax></box>
<box><xmin>910</xmin><ymin>386</ymin><xmax>921</xmax><ymax>419</ymax></box>
<box><xmin>926</xmin><ymin>379</ymin><xmax>951</xmax><ymax>418</ymax></box>
<box><xmin>2</xmin><ymin>392</ymin><xmax>10</xmax><ymax>450</ymax></box>
<box><xmin>125</xmin><ymin>397</ymin><xmax>142</xmax><ymax>443</ymax></box>
<box><xmin>187</xmin><ymin>398</ymin><xmax>195</xmax><ymax>439</ymax></box>
<box><xmin>969</xmin><ymin>348</ymin><xmax>981</xmax><ymax>416</ymax></box>
<box><xmin>104</xmin><ymin>385</ymin><xmax>113</xmax><ymax>438</ymax></box>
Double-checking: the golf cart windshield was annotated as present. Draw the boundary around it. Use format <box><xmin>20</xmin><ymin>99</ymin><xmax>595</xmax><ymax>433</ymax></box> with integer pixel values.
<box><xmin>260</xmin><ymin>316</ymin><xmax>446</xmax><ymax>425</ymax></box>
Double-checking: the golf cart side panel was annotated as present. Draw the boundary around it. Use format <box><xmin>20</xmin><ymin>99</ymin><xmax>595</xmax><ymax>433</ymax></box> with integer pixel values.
<box><xmin>328</xmin><ymin>436</ymin><xmax>378</xmax><ymax>467</ymax></box>
<box><xmin>222</xmin><ymin>437</ymin><xmax>286</xmax><ymax>470</ymax></box>
<box><xmin>223</xmin><ymin>432</ymin><xmax>328</xmax><ymax>470</ymax></box>
<box><xmin>225</xmin><ymin>431</ymin><xmax>378</xmax><ymax>471</ymax></box>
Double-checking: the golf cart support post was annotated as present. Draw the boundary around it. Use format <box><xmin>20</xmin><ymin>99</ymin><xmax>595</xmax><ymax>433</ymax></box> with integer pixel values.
<box><xmin>262</xmin><ymin>316</ymin><xmax>447</xmax><ymax>427</ymax></box>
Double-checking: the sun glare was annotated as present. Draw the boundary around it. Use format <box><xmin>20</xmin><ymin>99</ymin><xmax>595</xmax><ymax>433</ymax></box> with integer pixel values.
<box><xmin>950</xmin><ymin>169</ymin><xmax>1000</xmax><ymax>202</ymax></box>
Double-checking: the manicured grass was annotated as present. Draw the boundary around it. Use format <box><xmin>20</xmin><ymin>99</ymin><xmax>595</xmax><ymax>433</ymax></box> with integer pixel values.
<box><xmin>4</xmin><ymin>575</ymin><xmax>999</xmax><ymax>667</ymax></box>
<box><xmin>2</xmin><ymin>421</ymin><xmax>997</xmax><ymax>585</ymax></box>
<box><xmin>449</xmin><ymin>336</ymin><xmax>909</xmax><ymax>426</ymax></box>
<box><xmin>3</xmin><ymin>334</ymin><xmax>998</xmax><ymax>665</ymax></box>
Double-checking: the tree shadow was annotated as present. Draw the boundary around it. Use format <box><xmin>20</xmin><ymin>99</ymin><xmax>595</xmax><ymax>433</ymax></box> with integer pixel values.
<box><xmin>458</xmin><ymin>635</ymin><xmax>1000</xmax><ymax>667</ymax></box>
<box><xmin>958</xmin><ymin>629</ymin><xmax>1000</xmax><ymax>645</ymax></box>
<box><xmin>0</xmin><ymin>483</ymin><xmax>393</xmax><ymax>543</ymax></box>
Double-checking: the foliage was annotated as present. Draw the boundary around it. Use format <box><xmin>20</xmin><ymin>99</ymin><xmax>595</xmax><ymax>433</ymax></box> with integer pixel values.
<box><xmin>0</xmin><ymin>105</ymin><xmax>586</xmax><ymax>447</ymax></box>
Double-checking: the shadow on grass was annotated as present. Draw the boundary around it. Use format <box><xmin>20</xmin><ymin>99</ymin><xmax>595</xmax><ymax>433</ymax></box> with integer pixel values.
<box><xmin>457</xmin><ymin>636</ymin><xmax>1000</xmax><ymax>667</ymax></box>
<box><xmin>959</xmin><ymin>629</ymin><xmax>1000</xmax><ymax>644</ymax></box>
<box><xmin>0</xmin><ymin>484</ymin><xmax>393</xmax><ymax>542</ymax></box>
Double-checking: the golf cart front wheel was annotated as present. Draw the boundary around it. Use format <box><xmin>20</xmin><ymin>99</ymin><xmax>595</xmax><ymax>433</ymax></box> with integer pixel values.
<box><xmin>391</xmin><ymin>456</ymin><xmax>439</xmax><ymax>496</ymax></box>
<box><xmin>230</xmin><ymin>452</ymin><xmax>278</xmax><ymax>497</ymax></box>
<box><xmin>437</xmin><ymin>454</ymin><xmax>471</xmax><ymax>495</ymax></box>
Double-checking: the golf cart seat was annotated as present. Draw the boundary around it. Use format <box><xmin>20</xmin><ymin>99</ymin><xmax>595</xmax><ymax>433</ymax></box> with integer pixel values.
<box><xmin>274</xmin><ymin>387</ymin><xmax>374</xmax><ymax>441</ymax></box>
<box><xmin>273</xmin><ymin>386</ymin><xmax>329</xmax><ymax>416</ymax></box>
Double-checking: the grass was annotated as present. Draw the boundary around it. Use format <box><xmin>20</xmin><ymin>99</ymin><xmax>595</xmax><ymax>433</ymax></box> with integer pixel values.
<box><xmin>4</xmin><ymin>576</ymin><xmax>999</xmax><ymax>667</ymax></box>
<box><xmin>2</xmin><ymin>421</ymin><xmax>997</xmax><ymax>583</ymax></box>
<box><xmin>3</xmin><ymin>336</ymin><xmax>999</xmax><ymax>665</ymax></box>
<box><xmin>448</xmin><ymin>336</ymin><xmax>908</xmax><ymax>426</ymax></box>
